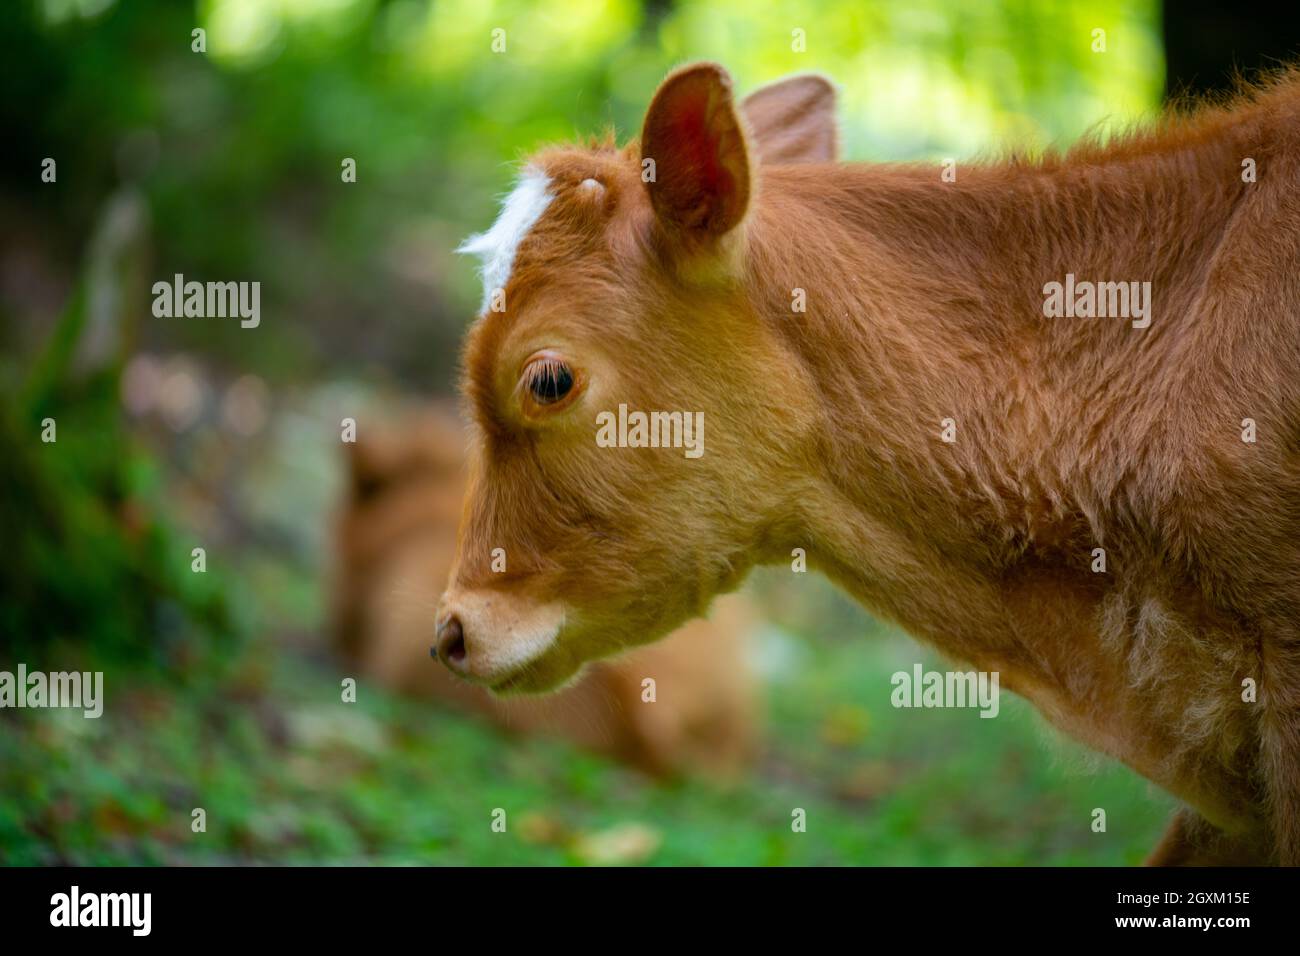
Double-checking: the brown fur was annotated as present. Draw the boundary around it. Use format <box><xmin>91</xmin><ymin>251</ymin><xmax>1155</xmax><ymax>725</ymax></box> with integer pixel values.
<box><xmin>334</xmin><ymin>406</ymin><xmax>759</xmax><ymax>778</ymax></box>
<box><xmin>442</xmin><ymin>64</ymin><xmax>1300</xmax><ymax>863</ymax></box>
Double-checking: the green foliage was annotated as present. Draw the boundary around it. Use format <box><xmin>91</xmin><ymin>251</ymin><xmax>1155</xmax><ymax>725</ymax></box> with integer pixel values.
<box><xmin>0</xmin><ymin>266</ymin><xmax>237</xmax><ymax>670</ymax></box>
<box><xmin>0</xmin><ymin>618</ymin><xmax>1172</xmax><ymax>865</ymax></box>
<box><xmin>3</xmin><ymin>0</ymin><xmax>1162</xmax><ymax>388</ymax></box>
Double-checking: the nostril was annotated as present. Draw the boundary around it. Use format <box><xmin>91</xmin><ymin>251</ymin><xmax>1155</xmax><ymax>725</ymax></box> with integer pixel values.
<box><xmin>434</xmin><ymin>615</ymin><xmax>467</xmax><ymax>670</ymax></box>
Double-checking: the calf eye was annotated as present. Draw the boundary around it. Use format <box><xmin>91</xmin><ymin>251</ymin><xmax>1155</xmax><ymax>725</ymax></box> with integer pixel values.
<box><xmin>524</xmin><ymin>353</ymin><xmax>575</xmax><ymax>406</ymax></box>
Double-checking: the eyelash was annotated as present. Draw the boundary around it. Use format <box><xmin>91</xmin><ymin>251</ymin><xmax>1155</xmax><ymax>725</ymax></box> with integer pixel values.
<box><xmin>521</xmin><ymin>353</ymin><xmax>577</xmax><ymax>407</ymax></box>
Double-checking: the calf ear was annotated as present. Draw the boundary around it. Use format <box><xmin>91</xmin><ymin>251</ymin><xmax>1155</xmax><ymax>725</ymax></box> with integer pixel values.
<box><xmin>741</xmin><ymin>74</ymin><xmax>838</xmax><ymax>165</ymax></box>
<box><xmin>640</xmin><ymin>62</ymin><xmax>751</xmax><ymax>240</ymax></box>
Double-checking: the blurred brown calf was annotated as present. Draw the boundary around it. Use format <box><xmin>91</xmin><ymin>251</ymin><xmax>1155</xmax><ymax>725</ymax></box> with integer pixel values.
<box><xmin>333</xmin><ymin>407</ymin><xmax>758</xmax><ymax>777</ymax></box>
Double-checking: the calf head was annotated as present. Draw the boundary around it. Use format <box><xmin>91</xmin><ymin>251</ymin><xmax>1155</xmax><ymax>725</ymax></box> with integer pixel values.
<box><xmin>436</xmin><ymin>64</ymin><xmax>836</xmax><ymax>692</ymax></box>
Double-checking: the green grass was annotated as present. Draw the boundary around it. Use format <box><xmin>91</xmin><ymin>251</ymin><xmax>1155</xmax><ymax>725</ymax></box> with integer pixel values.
<box><xmin>0</xmin><ymin>575</ymin><xmax>1175</xmax><ymax>866</ymax></box>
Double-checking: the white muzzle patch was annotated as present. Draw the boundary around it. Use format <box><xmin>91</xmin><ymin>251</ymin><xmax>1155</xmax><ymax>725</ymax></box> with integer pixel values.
<box><xmin>457</xmin><ymin>167</ymin><xmax>554</xmax><ymax>313</ymax></box>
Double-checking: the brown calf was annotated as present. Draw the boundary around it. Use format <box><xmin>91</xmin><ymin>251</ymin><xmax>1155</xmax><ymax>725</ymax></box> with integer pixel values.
<box><xmin>439</xmin><ymin>63</ymin><xmax>1300</xmax><ymax>864</ymax></box>
<box><xmin>335</xmin><ymin>406</ymin><xmax>758</xmax><ymax>777</ymax></box>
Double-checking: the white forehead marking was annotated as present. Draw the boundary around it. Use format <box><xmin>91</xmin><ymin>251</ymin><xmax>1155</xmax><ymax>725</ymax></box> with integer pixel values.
<box><xmin>457</xmin><ymin>167</ymin><xmax>555</xmax><ymax>312</ymax></box>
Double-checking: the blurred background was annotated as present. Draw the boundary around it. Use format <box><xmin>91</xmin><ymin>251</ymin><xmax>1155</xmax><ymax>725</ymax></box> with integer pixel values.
<box><xmin>0</xmin><ymin>0</ymin><xmax>1293</xmax><ymax>865</ymax></box>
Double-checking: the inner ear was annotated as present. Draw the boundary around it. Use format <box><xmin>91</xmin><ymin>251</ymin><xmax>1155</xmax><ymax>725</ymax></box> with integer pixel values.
<box><xmin>640</xmin><ymin>62</ymin><xmax>751</xmax><ymax>239</ymax></box>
